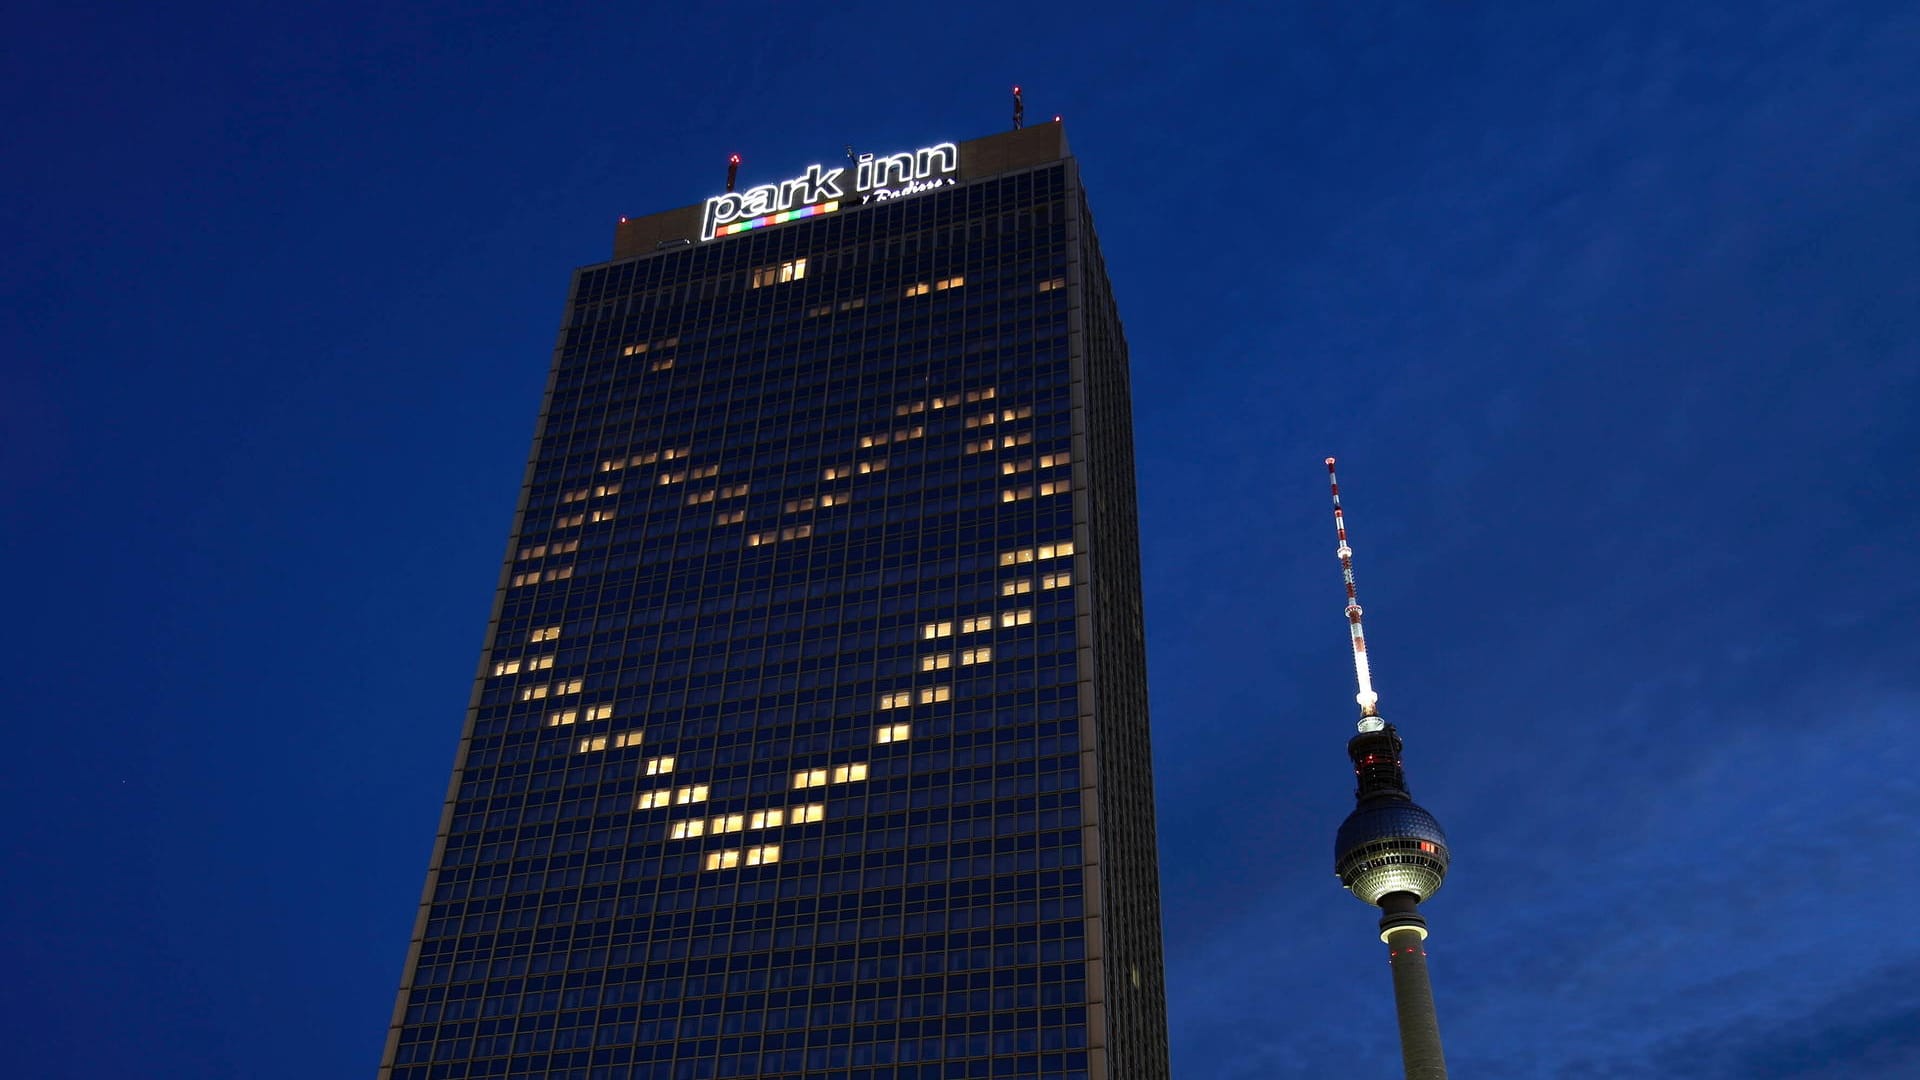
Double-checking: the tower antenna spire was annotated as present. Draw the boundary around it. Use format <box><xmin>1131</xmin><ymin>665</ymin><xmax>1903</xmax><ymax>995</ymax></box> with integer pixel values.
<box><xmin>1326</xmin><ymin>457</ymin><xmax>1382</xmax><ymax>728</ymax></box>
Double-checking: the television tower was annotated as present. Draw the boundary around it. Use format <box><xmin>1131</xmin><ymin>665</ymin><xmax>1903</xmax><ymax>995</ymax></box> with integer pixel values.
<box><xmin>1325</xmin><ymin>458</ymin><xmax>1452</xmax><ymax>1080</ymax></box>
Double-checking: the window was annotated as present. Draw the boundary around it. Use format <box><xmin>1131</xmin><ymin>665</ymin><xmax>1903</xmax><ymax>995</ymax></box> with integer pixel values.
<box><xmin>857</xmin><ymin>458</ymin><xmax>887</xmax><ymax>474</ymax></box>
<box><xmin>784</xmin><ymin>496</ymin><xmax>815</xmax><ymax>513</ymax></box>
<box><xmin>561</xmin><ymin>488</ymin><xmax>588</xmax><ymax>504</ymax></box>
<box><xmin>510</xmin><ymin>566</ymin><xmax>574</xmax><ymax>587</ymax></box>
<box><xmin>966</xmin><ymin>412</ymin><xmax>997</xmax><ymax>429</ymax></box>
<box><xmin>746</xmin><ymin>844</ymin><xmax>780</xmax><ymax>866</ymax></box>
<box><xmin>879</xmin><ymin>691</ymin><xmax>912</xmax><ymax>710</ymax></box>
<box><xmin>657</xmin><ymin>471</ymin><xmax>686</xmax><ymax>485</ymax></box>
<box><xmin>590</xmin><ymin>509</ymin><xmax>615</xmax><ymax>523</ymax></box>
<box><xmin>676</xmin><ymin>785</ymin><xmax>709</xmax><ymax>805</ymax></box>
<box><xmin>670</xmin><ymin>819</ymin><xmax>705</xmax><ymax>840</ymax></box>
<box><xmin>794</xmin><ymin>803</ymin><xmax>825</xmax><ymax>823</ymax></box>
<box><xmin>1040</xmin><ymin>451</ymin><xmax>1071</xmax><ymax>468</ymax></box>
<box><xmin>1001</xmin><ymin>460</ymin><xmax>1033</xmax><ymax>476</ymax></box>
<box><xmin>921</xmin><ymin>621</ymin><xmax>953</xmax><ymax>639</ymax></box>
<box><xmin>903</xmin><ymin>282</ymin><xmax>931</xmax><ymax>298</ymax></box>
<box><xmin>960</xmin><ymin>646</ymin><xmax>992</xmax><ymax>665</ymax></box>
<box><xmin>689</xmin><ymin>463</ymin><xmax>719</xmax><ymax>480</ymax></box>
<box><xmin>578</xmin><ymin>735</ymin><xmax>608</xmax><ymax>753</ymax></box>
<box><xmin>578</xmin><ymin>730</ymin><xmax>641</xmax><ymax>754</ymax></box>
<box><xmin>720</xmin><ymin>483</ymin><xmax>750</xmax><ymax>499</ymax></box>
<box><xmin>594</xmin><ymin>482</ymin><xmax>622</xmax><ymax>498</ymax></box>
<box><xmin>1001</xmin><ymin>579</ymin><xmax>1033</xmax><ymax>596</ymax></box>
<box><xmin>492</xmin><ymin>658</ymin><xmax>522</xmax><ymax>676</ymax></box>
<box><xmin>1038</xmin><ymin>276</ymin><xmax>1066</xmax><ymax>292</ymax></box>
<box><xmin>613</xmin><ymin>731</ymin><xmax>643</xmax><ymax>749</ymax></box>
<box><xmin>705</xmin><ymin>849</ymin><xmax>739</xmax><ymax>870</ymax></box>
<box><xmin>876</xmin><ymin>723</ymin><xmax>912</xmax><ymax>744</ymax></box>
<box><xmin>793</xmin><ymin>768</ymin><xmax>828</xmax><ymax>789</ymax></box>
<box><xmin>547</xmin><ymin>710</ymin><xmax>577</xmax><ymax>727</ymax></box>
<box><xmin>999</xmin><ymin>541</ymin><xmax>1074</xmax><ymax>566</ymax></box>
<box><xmin>621</xmin><ymin>342</ymin><xmax>650</xmax><ymax>357</ymax></box>
<box><xmin>715</xmin><ymin>509</ymin><xmax>745</xmax><ymax>525</ymax></box>
<box><xmin>518</xmin><ymin>678</ymin><xmax>580</xmax><ymax>701</ymax></box>
<box><xmin>555</xmin><ymin>513</ymin><xmax>585</xmax><ymax>528</ymax></box>
<box><xmin>530</xmin><ymin>626</ymin><xmax>562</xmax><ymax>643</ymax></box>
<box><xmin>751</xmin><ymin>808</ymin><xmax>786</xmax><ymax>829</ymax></box>
<box><xmin>645</xmin><ymin>755</ymin><xmax>674</xmax><ymax>775</ymax></box>
<box><xmin>586</xmin><ymin>704</ymin><xmax>613</xmax><ymax>721</ymax></box>
<box><xmin>934</xmin><ymin>275</ymin><xmax>964</xmax><ymax>290</ymax></box>
<box><xmin>961</xmin><ymin>616</ymin><xmax>992</xmax><ymax>634</ymax></box>
<box><xmin>832</xmin><ymin>763</ymin><xmax>868</xmax><ymax>784</ymax></box>
<box><xmin>965</xmin><ymin>386</ymin><xmax>997</xmax><ymax>403</ymax></box>
<box><xmin>1002</xmin><ymin>405</ymin><xmax>1033</xmax><ymax>421</ymax></box>
<box><xmin>648</xmin><ymin>357</ymin><xmax>674</xmax><ymax>372</ymax></box>
<box><xmin>917</xmin><ymin>686</ymin><xmax>950</xmax><ymax>704</ymax></box>
<box><xmin>822</xmin><ymin>465</ymin><xmax>847</xmax><ymax>481</ymax></box>
<box><xmin>750</xmin><ymin>258</ymin><xmax>806</xmax><ymax>288</ymax></box>
<box><xmin>1001</xmin><ymin>487</ymin><xmax>1033</xmax><ymax>502</ymax></box>
<box><xmin>1000</xmin><ymin>609</ymin><xmax>1033</xmax><ymax>628</ymax></box>
<box><xmin>1039</xmin><ymin>480</ymin><xmax>1067</xmax><ymax>497</ymax></box>
<box><xmin>920</xmin><ymin>653</ymin><xmax>952</xmax><ymax>671</ymax></box>
<box><xmin>1001</xmin><ymin>432</ymin><xmax>1033</xmax><ymax>448</ymax></box>
<box><xmin>516</xmin><ymin>539</ymin><xmax>579</xmax><ymax>560</ymax></box>
<box><xmin>1043</xmin><ymin>571</ymin><xmax>1072</xmax><ymax>589</ymax></box>
<box><xmin>686</xmin><ymin>489</ymin><xmax>716</xmax><ymax>506</ymax></box>
<box><xmin>819</xmin><ymin>491</ymin><xmax>846</xmax><ymax>507</ymax></box>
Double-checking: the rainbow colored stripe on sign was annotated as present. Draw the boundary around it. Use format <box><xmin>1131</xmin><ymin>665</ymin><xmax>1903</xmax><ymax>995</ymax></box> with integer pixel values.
<box><xmin>714</xmin><ymin>200</ymin><xmax>840</xmax><ymax>237</ymax></box>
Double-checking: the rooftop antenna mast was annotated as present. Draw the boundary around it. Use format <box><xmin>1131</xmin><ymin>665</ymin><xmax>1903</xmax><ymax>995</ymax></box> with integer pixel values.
<box><xmin>725</xmin><ymin>153</ymin><xmax>741</xmax><ymax>193</ymax></box>
<box><xmin>1012</xmin><ymin>85</ymin><xmax>1024</xmax><ymax>130</ymax></box>
<box><xmin>1327</xmin><ymin>457</ymin><xmax>1383</xmax><ymax>731</ymax></box>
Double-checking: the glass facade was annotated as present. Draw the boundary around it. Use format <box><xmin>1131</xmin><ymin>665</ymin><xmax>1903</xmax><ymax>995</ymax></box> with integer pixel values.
<box><xmin>381</xmin><ymin>134</ymin><xmax>1169</xmax><ymax>1080</ymax></box>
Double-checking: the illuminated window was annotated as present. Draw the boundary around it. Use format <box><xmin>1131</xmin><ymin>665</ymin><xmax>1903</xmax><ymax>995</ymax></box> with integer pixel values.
<box><xmin>879</xmin><ymin>691</ymin><xmax>913</xmax><ymax>710</ymax></box>
<box><xmin>715</xmin><ymin>509</ymin><xmax>745</xmax><ymax>525</ymax></box>
<box><xmin>1001</xmin><ymin>579</ymin><xmax>1033</xmax><ymax>596</ymax></box>
<box><xmin>1002</xmin><ymin>487</ymin><xmax>1033</xmax><ymax>502</ymax></box>
<box><xmin>711</xmin><ymin>814</ymin><xmax>745</xmax><ymax>834</ymax></box>
<box><xmin>639</xmin><ymin>788</ymin><xmax>679</xmax><ymax>811</ymax></box>
<box><xmin>676</xmin><ymin>785</ymin><xmax>709</xmax><ymax>805</ymax></box>
<box><xmin>1038</xmin><ymin>276</ymin><xmax>1066</xmax><ymax>292</ymax></box>
<box><xmin>818</xmin><ymin>491</ymin><xmax>846</xmax><ymax>507</ymax></box>
<box><xmin>794</xmin><ymin>803</ymin><xmax>825</xmax><ymax>823</ymax></box>
<box><xmin>546</xmin><ymin>710</ymin><xmax>577</xmax><ymax>727</ymax></box>
<box><xmin>686</xmin><ymin>489</ymin><xmax>716</xmax><ymax>506</ymax></box>
<box><xmin>513</xmin><ymin>566</ymin><xmax>575</xmax><ymax>586</ymax></box>
<box><xmin>904</xmin><ymin>282</ymin><xmax>931</xmax><ymax>297</ymax></box>
<box><xmin>832</xmin><ymin>763</ymin><xmax>868</xmax><ymax>784</ymax></box>
<box><xmin>1040</xmin><ymin>451</ymin><xmax>1071</xmax><ymax>468</ymax></box>
<box><xmin>705</xmin><ymin>849</ymin><xmax>739</xmax><ymax>870</ymax></box>
<box><xmin>578</xmin><ymin>735</ymin><xmax>608</xmax><ymax>753</ymax></box>
<box><xmin>857</xmin><ymin>458</ymin><xmax>887</xmax><ymax>474</ymax></box>
<box><xmin>1002</xmin><ymin>460</ymin><xmax>1033</xmax><ymax>476</ymax></box>
<box><xmin>917</xmin><ymin>686</ymin><xmax>950</xmax><ymax>704</ymax></box>
<box><xmin>561</xmin><ymin>488</ymin><xmax>588</xmax><ymax>504</ymax></box>
<box><xmin>621</xmin><ymin>342</ymin><xmax>650</xmax><ymax>357</ymax></box>
<box><xmin>966</xmin><ymin>412</ymin><xmax>997</xmax><ymax>429</ymax></box>
<box><xmin>839</xmin><ymin>296</ymin><xmax>865</xmax><ymax>311</ymax></box>
<box><xmin>594</xmin><ymin>482</ymin><xmax>622</xmax><ymax>498</ymax></box>
<box><xmin>998</xmin><ymin>541</ymin><xmax>1074</xmax><ymax>566</ymax></box>
<box><xmin>784</xmin><ymin>496</ymin><xmax>815</xmax><ymax>513</ymax></box>
<box><xmin>590</xmin><ymin>509</ymin><xmax>615</xmax><ymax>523</ymax></box>
<box><xmin>719</xmin><ymin>483</ymin><xmax>750</xmax><ymax>499</ymax></box>
<box><xmin>960</xmin><ymin>646</ymin><xmax>993</xmax><ymax>665</ymax></box>
<box><xmin>921</xmin><ymin>621</ymin><xmax>953</xmax><ymax>639</ymax></box>
<box><xmin>751</xmin><ymin>808</ymin><xmax>786</xmax><ymax>829</ymax></box>
<box><xmin>670</xmin><ymin>819</ymin><xmax>705</xmax><ymax>840</ymax></box>
<box><xmin>1001</xmin><ymin>609</ymin><xmax>1033</xmax><ymax>628</ymax></box>
<box><xmin>746</xmin><ymin>844</ymin><xmax>780</xmax><ymax>866</ymax></box>
<box><xmin>1001</xmin><ymin>432</ymin><xmax>1033</xmax><ymax>448</ymax></box>
<box><xmin>895</xmin><ymin>400</ymin><xmax>926</xmax><ymax>416</ymax></box>
<box><xmin>555</xmin><ymin>513</ymin><xmax>584</xmax><ymax>528</ymax></box>
<box><xmin>1043</xmin><ymin>571</ymin><xmax>1072</xmax><ymax>589</ymax></box>
<box><xmin>965</xmin><ymin>439</ymin><xmax>993</xmax><ymax>454</ymax></box>
<box><xmin>876</xmin><ymin>723</ymin><xmax>912</xmax><ymax>744</ymax></box>
<box><xmin>520</xmin><ymin>678</ymin><xmax>582</xmax><ymax>701</ymax></box>
<box><xmin>649</xmin><ymin>357</ymin><xmax>674</xmax><ymax>372</ymax></box>
<box><xmin>961</xmin><ymin>615</ymin><xmax>992</xmax><ymax>634</ymax></box>
<box><xmin>782</xmin><ymin>524</ymin><xmax>811</xmax><ymax>541</ymax></box>
<box><xmin>935</xmin><ymin>275</ymin><xmax>965</xmax><ymax>290</ymax></box>
<box><xmin>822</xmin><ymin>465</ymin><xmax>847</xmax><ymax>481</ymax></box>
<box><xmin>920</xmin><ymin>653</ymin><xmax>952</xmax><ymax>671</ymax></box>
<box><xmin>586</xmin><ymin>704</ymin><xmax>613</xmax><ymax>721</ymax></box>
<box><xmin>1039</xmin><ymin>480</ymin><xmax>1067</xmax><ymax>497</ymax></box>
<box><xmin>690</xmin><ymin>463</ymin><xmax>719</xmax><ymax>480</ymax></box>
<box><xmin>751</xmin><ymin>258</ymin><xmax>807</xmax><ymax>288</ymax></box>
<box><xmin>492</xmin><ymin>658</ymin><xmax>522</xmax><ymax>676</ymax></box>
<box><xmin>793</xmin><ymin>768</ymin><xmax>827</xmax><ymax>789</ymax></box>
<box><xmin>645</xmin><ymin>755</ymin><xmax>674</xmax><ymax>775</ymax></box>
<box><xmin>530</xmin><ymin>626</ymin><xmax>561</xmax><ymax>643</ymax></box>
<box><xmin>613</xmin><ymin>731</ymin><xmax>643</xmax><ymax>749</ymax></box>
<box><xmin>1002</xmin><ymin>406</ymin><xmax>1033</xmax><ymax>421</ymax></box>
<box><xmin>966</xmin><ymin>387</ymin><xmax>997</xmax><ymax>402</ymax></box>
<box><xmin>657</xmin><ymin>471</ymin><xmax>686</xmax><ymax>485</ymax></box>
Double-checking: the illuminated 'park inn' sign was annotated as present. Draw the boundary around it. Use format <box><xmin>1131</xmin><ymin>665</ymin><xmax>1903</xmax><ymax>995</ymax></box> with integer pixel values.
<box><xmin>700</xmin><ymin>141</ymin><xmax>959</xmax><ymax>241</ymax></box>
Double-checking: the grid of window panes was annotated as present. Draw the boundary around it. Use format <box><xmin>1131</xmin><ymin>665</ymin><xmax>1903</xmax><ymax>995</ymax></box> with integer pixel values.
<box><xmin>384</xmin><ymin>166</ymin><xmax>1111</xmax><ymax>1080</ymax></box>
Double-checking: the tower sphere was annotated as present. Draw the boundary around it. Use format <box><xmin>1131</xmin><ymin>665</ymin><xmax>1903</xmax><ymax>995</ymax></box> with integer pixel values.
<box><xmin>1334</xmin><ymin>800</ymin><xmax>1450</xmax><ymax>904</ymax></box>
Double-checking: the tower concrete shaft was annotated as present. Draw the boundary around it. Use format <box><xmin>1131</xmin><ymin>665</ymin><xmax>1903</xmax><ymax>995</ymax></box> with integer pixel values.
<box><xmin>1380</xmin><ymin>893</ymin><xmax>1447</xmax><ymax>1079</ymax></box>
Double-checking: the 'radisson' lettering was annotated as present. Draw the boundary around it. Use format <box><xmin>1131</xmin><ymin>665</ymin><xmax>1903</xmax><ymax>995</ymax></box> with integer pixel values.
<box><xmin>701</xmin><ymin>141</ymin><xmax>960</xmax><ymax>241</ymax></box>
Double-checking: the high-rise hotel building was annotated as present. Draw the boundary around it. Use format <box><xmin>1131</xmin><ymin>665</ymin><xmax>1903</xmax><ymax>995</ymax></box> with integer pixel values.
<box><xmin>379</xmin><ymin>123</ymin><xmax>1169</xmax><ymax>1080</ymax></box>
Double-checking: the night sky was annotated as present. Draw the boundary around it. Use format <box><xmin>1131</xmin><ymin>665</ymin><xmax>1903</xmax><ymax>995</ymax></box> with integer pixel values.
<box><xmin>5</xmin><ymin>3</ymin><xmax>1917</xmax><ymax>1077</ymax></box>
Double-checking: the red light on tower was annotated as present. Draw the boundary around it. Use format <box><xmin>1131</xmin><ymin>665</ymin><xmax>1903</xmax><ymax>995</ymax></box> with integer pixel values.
<box><xmin>725</xmin><ymin>153</ymin><xmax>741</xmax><ymax>193</ymax></box>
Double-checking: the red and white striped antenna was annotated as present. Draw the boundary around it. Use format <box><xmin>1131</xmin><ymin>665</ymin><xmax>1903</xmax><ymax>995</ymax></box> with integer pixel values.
<box><xmin>1326</xmin><ymin>458</ymin><xmax>1385</xmax><ymax>730</ymax></box>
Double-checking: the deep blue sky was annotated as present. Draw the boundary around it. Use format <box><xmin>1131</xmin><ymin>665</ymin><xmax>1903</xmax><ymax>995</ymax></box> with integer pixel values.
<box><xmin>4</xmin><ymin>2</ymin><xmax>1916</xmax><ymax>1076</ymax></box>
